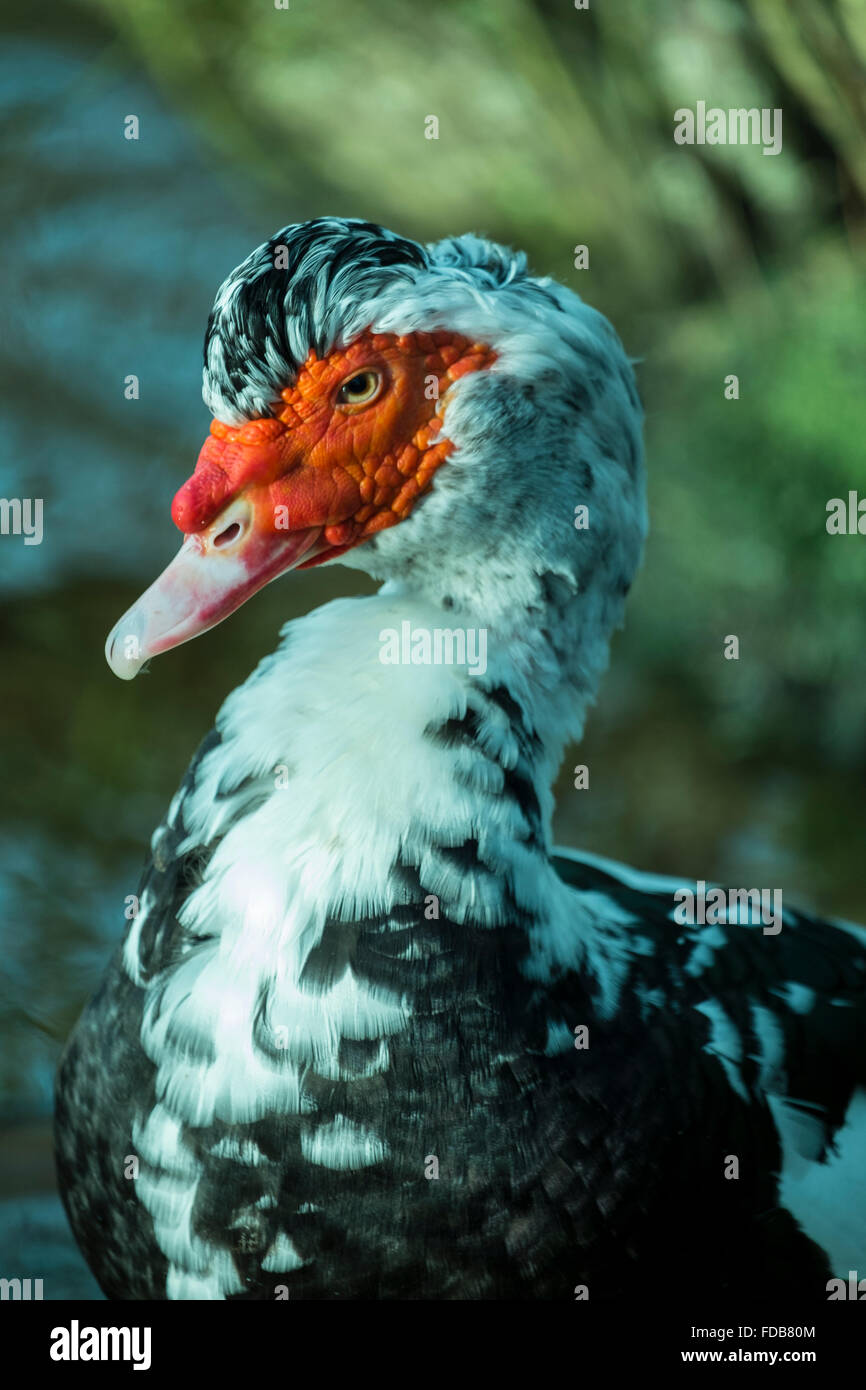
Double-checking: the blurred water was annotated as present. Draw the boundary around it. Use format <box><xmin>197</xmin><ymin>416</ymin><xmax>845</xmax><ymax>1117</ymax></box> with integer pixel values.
<box><xmin>0</xmin><ymin>27</ymin><xmax>273</xmax><ymax>1292</ymax></box>
<box><xmin>0</xmin><ymin>1195</ymin><xmax>103</xmax><ymax>1299</ymax></box>
<box><xmin>0</xmin><ymin>34</ymin><xmax>263</xmax><ymax>596</ymax></box>
<box><xmin>0</xmin><ymin>831</ymin><xmax>137</xmax><ymax>1116</ymax></box>
<box><xmin>0</xmin><ymin>27</ymin><xmax>256</xmax><ymax>1103</ymax></box>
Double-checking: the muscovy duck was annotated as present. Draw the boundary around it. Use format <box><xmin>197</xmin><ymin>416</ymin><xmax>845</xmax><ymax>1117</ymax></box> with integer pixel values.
<box><xmin>56</xmin><ymin>218</ymin><xmax>866</xmax><ymax>1301</ymax></box>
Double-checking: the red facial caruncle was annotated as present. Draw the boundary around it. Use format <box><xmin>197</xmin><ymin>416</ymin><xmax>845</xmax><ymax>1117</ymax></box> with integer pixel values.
<box><xmin>105</xmin><ymin>329</ymin><xmax>495</xmax><ymax>679</ymax></box>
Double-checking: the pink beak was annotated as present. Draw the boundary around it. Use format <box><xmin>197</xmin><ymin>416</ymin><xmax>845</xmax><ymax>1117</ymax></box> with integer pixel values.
<box><xmin>105</xmin><ymin>494</ymin><xmax>324</xmax><ymax>680</ymax></box>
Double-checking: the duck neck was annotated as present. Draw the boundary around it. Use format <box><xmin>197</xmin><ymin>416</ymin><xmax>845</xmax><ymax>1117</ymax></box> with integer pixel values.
<box><xmin>128</xmin><ymin>584</ymin><xmax>601</xmax><ymax>1137</ymax></box>
<box><xmin>181</xmin><ymin>584</ymin><xmax>586</xmax><ymax>944</ymax></box>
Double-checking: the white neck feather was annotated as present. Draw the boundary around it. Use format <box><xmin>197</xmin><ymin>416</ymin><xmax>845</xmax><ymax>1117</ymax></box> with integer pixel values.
<box><xmin>121</xmin><ymin>585</ymin><xmax>643</xmax><ymax>1296</ymax></box>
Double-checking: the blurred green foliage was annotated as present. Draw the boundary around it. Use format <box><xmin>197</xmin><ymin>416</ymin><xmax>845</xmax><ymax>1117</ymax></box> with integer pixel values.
<box><xmin>86</xmin><ymin>0</ymin><xmax>866</xmax><ymax>310</ymax></box>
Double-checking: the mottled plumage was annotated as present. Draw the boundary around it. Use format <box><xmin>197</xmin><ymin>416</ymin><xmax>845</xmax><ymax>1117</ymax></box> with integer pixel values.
<box><xmin>56</xmin><ymin>219</ymin><xmax>866</xmax><ymax>1300</ymax></box>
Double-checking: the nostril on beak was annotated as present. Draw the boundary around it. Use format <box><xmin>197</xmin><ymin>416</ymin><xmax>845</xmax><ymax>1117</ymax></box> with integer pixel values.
<box><xmin>213</xmin><ymin>521</ymin><xmax>242</xmax><ymax>549</ymax></box>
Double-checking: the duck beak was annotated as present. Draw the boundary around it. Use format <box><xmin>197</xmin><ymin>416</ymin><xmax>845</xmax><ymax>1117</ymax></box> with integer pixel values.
<box><xmin>105</xmin><ymin>491</ymin><xmax>325</xmax><ymax>680</ymax></box>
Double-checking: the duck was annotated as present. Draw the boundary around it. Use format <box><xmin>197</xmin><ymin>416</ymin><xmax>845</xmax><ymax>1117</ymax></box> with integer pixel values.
<box><xmin>55</xmin><ymin>217</ymin><xmax>866</xmax><ymax>1301</ymax></box>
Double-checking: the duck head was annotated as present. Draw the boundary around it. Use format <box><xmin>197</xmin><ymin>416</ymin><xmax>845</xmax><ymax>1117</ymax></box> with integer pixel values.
<box><xmin>106</xmin><ymin>217</ymin><xmax>646</xmax><ymax>700</ymax></box>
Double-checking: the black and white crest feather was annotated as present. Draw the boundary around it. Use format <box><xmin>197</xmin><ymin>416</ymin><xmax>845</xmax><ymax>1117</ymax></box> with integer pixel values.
<box><xmin>203</xmin><ymin>218</ymin><xmax>428</xmax><ymax>420</ymax></box>
<box><xmin>202</xmin><ymin>217</ymin><xmax>567</xmax><ymax>422</ymax></box>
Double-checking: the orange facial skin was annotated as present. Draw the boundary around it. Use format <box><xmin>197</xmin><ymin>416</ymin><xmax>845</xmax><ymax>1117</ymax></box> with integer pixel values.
<box><xmin>172</xmin><ymin>330</ymin><xmax>496</xmax><ymax>567</ymax></box>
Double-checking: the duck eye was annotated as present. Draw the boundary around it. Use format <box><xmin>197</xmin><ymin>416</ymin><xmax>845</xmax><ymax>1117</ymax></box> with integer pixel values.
<box><xmin>337</xmin><ymin>370</ymin><xmax>382</xmax><ymax>407</ymax></box>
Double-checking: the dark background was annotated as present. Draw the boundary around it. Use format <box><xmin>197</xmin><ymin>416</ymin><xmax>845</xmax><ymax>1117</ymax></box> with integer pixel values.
<box><xmin>1</xmin><ymin>0</ymin><xmax>864</xmax><ymax>1295</ymax></box>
